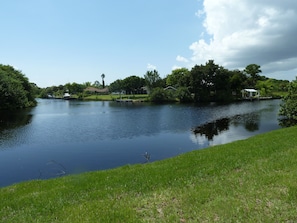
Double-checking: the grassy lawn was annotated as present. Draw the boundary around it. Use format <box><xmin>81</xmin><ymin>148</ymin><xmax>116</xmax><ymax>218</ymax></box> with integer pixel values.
<box><xmin>1</xmin><ymin>126</ymin><xmax>297</xmax><ymax>222</ymax></box>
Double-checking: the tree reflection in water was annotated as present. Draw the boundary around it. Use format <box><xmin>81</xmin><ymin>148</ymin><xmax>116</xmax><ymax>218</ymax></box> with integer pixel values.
<box><xmin>192</xmin><ymin>118</ymin><xmax>230</xmax><ymax>141</ymax></box>
<box><xmin>0</xmin><ymin>110</ymin><xmax>32</xmax><ymax>143</ymax></box>
<box><xmin>0</xmin><ymin>110</ymin><xmax>32</xmax><ymax>131</ymax></box>
<box><xmin>192</xmin><ymin>112</ymin><xmax>260</xmax><ymax>141</ymax></box>
<box><xmin>233</xmin><ymin>113</ymin><xmax>260</xmax><ymax>132</ymax></box>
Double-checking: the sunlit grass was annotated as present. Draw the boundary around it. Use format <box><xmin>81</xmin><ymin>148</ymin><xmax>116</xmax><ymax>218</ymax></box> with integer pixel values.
<box><xmin>1</xmin><ymin>126</ymin><xmax>297</xmax><ymax>222</ymax></box>
<box><xmin>82</xmin><ymin>94</ymin><xmax>149</xmax><ymax>101</ymax></box>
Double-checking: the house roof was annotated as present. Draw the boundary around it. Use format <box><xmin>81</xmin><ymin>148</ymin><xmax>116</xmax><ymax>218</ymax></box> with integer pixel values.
<box><xmin>164</xmin><ymin>86</ymin><xmax>177</xmax><ymax>91</ymax></box>
<box><xmin>242</xmin><ymin>89</ymin><xmax>258</xmax><ymax>92</ymax></box>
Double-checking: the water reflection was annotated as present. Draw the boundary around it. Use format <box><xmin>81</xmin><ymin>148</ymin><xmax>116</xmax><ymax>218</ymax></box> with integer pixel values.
<box><xmin>233</xmin><ymin>113</ymin><xmax>260</xmax><ymax>132</ymax></box>
<box><xmin>192</xmin><ymin>118</ymin><xmax>230</xmax><ymax>140</ymax></box>
<box><xmin>0</xmin><ymin>110</ymin><xmax>32</xmax><ymax>131</ymax></box>
<box><xmin>0</xmin><ymin>110</ymin><xmax>32</xmax><ymax>132</ymax></box>
<box><xmin>0</xmin><ymin>99</ymin><xmax>281</xmax><ymax>187</ymax></box>
<box><xmin>0</xmin><ymin>110</ymin><xmax>33</xmax><ymax>148</ymax></box>
<box><xmin>192</xmin><ymin>112</ymin><xmax>260</xmax><ymax>141</ymax></box>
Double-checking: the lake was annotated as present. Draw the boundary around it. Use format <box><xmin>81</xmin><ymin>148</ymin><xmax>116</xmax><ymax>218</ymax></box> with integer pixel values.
<box><xmin>0</xmin><ymin>99</ymin><xmax>282</xmax><ymax>187</ymax></box>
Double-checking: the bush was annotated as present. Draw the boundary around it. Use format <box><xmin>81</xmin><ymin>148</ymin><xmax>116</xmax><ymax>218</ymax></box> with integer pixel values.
<box><xmin>150</xmin><ymin>87</ymin><xmax>173</xmax><ymax>103</ymax></box>
<box><xmin>176</xmin><ymin>87</ymin><xmax>193</xmax><ymax>102</ymax></box>
<box><xmin>279</xmin><ymin>79</ymin><xmax>297</xmax><ymax>127</ymax></box>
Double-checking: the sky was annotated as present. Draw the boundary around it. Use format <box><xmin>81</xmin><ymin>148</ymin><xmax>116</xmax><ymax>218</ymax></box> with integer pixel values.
<box><xmin>1</xmin><ymin>0</ymin><xmax>297</xmax><ymax>88</ymax></box>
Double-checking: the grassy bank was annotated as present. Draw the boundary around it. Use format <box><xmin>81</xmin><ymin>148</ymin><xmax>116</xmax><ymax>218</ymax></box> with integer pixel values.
<box><xmin>1</xmin><ymin>127</ymin><xmax>297</xmax><ymax>222</ymax></box>
<box><xmin>82</xmin><ymin>94</ymin><xmax>149</xmax><ymax>101</ymax></box>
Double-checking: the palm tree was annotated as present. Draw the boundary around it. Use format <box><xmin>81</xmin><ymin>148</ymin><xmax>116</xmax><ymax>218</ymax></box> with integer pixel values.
<box><xmin>101</xmin><ymin>73</ymin><xmax>105</xmax><ymax>88</ymax></box>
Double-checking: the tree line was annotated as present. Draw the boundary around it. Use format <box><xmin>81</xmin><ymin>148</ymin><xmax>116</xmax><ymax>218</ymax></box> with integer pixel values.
<box><xmin>0</xmin><ymin>61</ymin><xmax>290</xmax><ymax>110</ymax></box>
<box><xmin>112</xmin><ymin>60</ymin><xmax>289</xmax><ymax>103</ymax></box>
<box><xmin>38</xmin><ymin>60</ymin><xmax>289</xmax><ymax>103</ymax></box>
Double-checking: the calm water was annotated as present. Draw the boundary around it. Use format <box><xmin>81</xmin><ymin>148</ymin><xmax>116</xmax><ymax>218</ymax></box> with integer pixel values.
<box><xmin>0</xmin><ymin>99</ymin><xmax>281</xmax><ymax>187</ymax></box>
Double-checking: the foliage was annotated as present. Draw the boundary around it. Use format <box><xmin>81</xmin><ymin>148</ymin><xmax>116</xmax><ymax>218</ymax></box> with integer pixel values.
<box><xmin>229</xmin><ymin>69</ymin><xmax>248</xmax><ymax>98</ymax></box>
<box><xmin>0</xmin><ymin>64</ymin><xmax>37</xmax><ymax>110</ymax></box>
<box><xmin>213</xmin><ymin>67</ymin><xmax>233</xmax><ymax>102</ymax></box>
<box><xmin>93</xmin><ymin>80</ymin><xmax>101</xmax><ymax>88</ymax></box>
<box><xmin>166</xmin><ymin>68</ymin><xmax>190</xmax><ymax>88</ymax></box>
<box><xmin>176</xmin><ymin>87</ymin><xmax>193</xmax><ymax>102</ymax></box>
<box><xmin>188</xmin><ymin>61</ymin><xmax>289</xmax><ymax>102</ymax></box>
<box><xmin>259</xmin><ymin>78</ymin><xmax>289</xmax><ymax>98</ymax></box>
<box><xmin>39</xmin><ymin>85</ymin><xmax>63</xmax><ymax>98</ymax></box>
<box><xmin>122</xmin><ymin>75</ymin><xmax>145</xmax><ymax>94</ymax></box>
<box><xmin>256</xmin><ymin>79</ymin><xmax>273</xmax><ymax>97</ymax></box>
<box><xmin>36</xmin><ymin>61</ymin><xmax>290</xmax><ymax>103</ymax></box>
<box><xmin>279</xmin><ymin>78</ymin><xmax>297</xmax><ymax>126</ymax></box>
<box><xmin>39</xmin><ymin>82</ymin><xmax>102</xmax><ymax>99</ymax></box>
<box><xmin>144</xmin><ymin>70</ymin><xmax>163</xmax><ymax>90</ymax></box>
<box><xmin>150</xmin><ymin>87</ymin><xmax>173</xmax><ymax>103</ymax></box>
<box><xmin>108</xmin><ymin>79</ymin><xmax>124</xmax><ymax>93</ymax></box>
<box><xmin>190</xmin><ymin>60</ymin><xmax>230</xmax><ymax>102</ymax></box>
<box><xmin>65</xmin><ymin>82</ymin><xmax>85</xmax><ymax>94</ymax></box>
<box><xmin>2</xmin><ymin>127</ymin><xmax>297</xmax><ymax>222</ymax></box>
<box><xmin>83</xmin><ymin>94</ymin><xmax>149</xmax><ymax>101</ymax></box>
<box><xmin>244</xmin><ymin>64</ymin><xmax>262</xmax><ymax>87</ymax></box>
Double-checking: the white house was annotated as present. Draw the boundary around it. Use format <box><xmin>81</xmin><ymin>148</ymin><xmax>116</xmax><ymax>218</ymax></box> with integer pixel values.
<box><xmin>241</xmin><ymin>89</ymin><xmax>260</xmax><ymax>99</ymax></box>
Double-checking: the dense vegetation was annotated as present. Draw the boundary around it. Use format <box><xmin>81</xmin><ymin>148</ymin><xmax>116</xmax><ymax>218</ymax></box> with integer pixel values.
<box><xmin>1</xmin><ymin>126</ymin><xmax>297</xmax><ymax>222</ymax></box>
<box><xmin>39</xmin><ymin>61</ymin><xmax>290</xmax><ymax>103</ymax></box>
<box><xmin>0</xmin><ymin>64</ymin><xmax>37</xmax><ymax>110</ymax></box>
<box><xmin>279</xmin><ymin>78</ymin><xmax>297</xmax><ymax>126</ymax></box>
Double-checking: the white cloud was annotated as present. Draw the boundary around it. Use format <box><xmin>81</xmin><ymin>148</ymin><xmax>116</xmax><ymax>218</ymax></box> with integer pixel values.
<box><xmin>188</xmin><ymin>0</ymin><xmax>297</xmax><ymax>80</ymax></box>
<box><xmin>147</xmin><ymin>63</ymin><xmax>157</xmax><ymax>70</ymax></box>
<box><xmin>195</xmin><ymin>9</ymin><xmax>204</xmax><ymax>18</ymax></box>
<box><xmin>176</xmin><ymin>55</ymin><xmax>189</xmax><ymax>63</ymax></box>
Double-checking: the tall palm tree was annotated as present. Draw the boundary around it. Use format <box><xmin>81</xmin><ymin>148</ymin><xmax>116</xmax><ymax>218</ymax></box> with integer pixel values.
<box><xmin>101</xmin><ymin>73</ymin><xmax>105</xmax><ymax>88</ymax></box>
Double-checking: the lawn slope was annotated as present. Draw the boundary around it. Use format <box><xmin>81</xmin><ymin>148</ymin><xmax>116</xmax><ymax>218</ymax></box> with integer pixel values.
<box><xmin>1</xmin><ymin>126</ymin><xmax>297</xmax><ymax>222</ymax></box>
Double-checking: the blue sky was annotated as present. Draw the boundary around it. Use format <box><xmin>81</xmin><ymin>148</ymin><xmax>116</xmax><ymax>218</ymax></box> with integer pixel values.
<box><xmin>1</xmin><ymin>0</ymin><xmax>297</xmax><ymax>87</ymax></box>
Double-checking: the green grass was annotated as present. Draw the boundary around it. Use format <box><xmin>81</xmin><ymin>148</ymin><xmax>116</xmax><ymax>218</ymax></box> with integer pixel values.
<box><xmin>1</xmin><ymin>127</ymin><xmax>297</xmax><ymax>222</ymax></box>
<box><xmin>82</xmin><ymin>94</ymin><xmax>149</xmax><ymax>101</ymax></box>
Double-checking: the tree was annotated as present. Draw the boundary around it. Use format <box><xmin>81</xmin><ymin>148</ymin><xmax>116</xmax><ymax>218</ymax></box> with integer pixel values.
<box><xmin>279</xmin><ymin>78</ymin><xmax>297</xmax><ymax>127</ymax></box>
<box><xmin>65</xmin><ymin>82</ymin><xmax>85</xmax><ymax>94</ymax></box>
<box><xmin>150</xmin><ymin>87</ymin><xmax>172</xmax><ymax>103</ymax></box>
<box><xmin>244</xmin><ymin>64</ymin><xmax>262</xmax><ymax>87</ymax></box>
<box><xmin>176</xmin><ymin>87</ymin><xmax>193</xmax><ymax>102</ymax></box>
<box><xmin>122</xmin><ymin>75</ymin><xmax>145</xmax><ymax>94</ymax></box>
<box><xmin>229</xmin><ymin>69</ymin><xmax>248</xmax><ymax>98</ymax></box>
<box><xmin>190</xmin><ymin>64</ymin><xmax>209</xmax><ymax>102</ymax></box>
<box><xmin>244</xmin><ymin>64</ymin><xmax>262</xmax><ymax>78</ymax></box>
<box><xmin>93</xmin><ymin>80</ymin><xmax>100</xmax><ymax>88</ymax></box>
<box><xmin>190</xmin><ymin>60</ymin><xmax>219</xmax><ymax>102</ymax></box>
<box><xmin>83</xmin><ymin>82</ymin><xmax>92</xmax><ymax>87</ymax></box>
<box><xmin>166</xmin><ymin>68</ymin><xmax>190</xmax><ymax>88</ymax></box>
<box><xmin>0</xmin><ymin>64</ymin><xmax>37</xmax><ymax>110</ymax></box>
<box><xmin>144</xmin><ymin>70</ymin><xmax>162</xmax><ymax>90</ymax></box>
<box><xmin>256</xmin><ymin>79</ymin><xmax>273</xmax><ymax>97</ymax></box>
<box><xmin>101</xmin><ymin>73</ymin><xmax>105</xmax><ymax>88</ymax></box>
<box><xmin>213</xmin><ymin>67</ymin><xmax>232</xmax><ymax>102</ymax></box>
<box><xmin>109</xmin><ymin>79</ymin><xmax>124</xmax><ymax>93</ymax></box>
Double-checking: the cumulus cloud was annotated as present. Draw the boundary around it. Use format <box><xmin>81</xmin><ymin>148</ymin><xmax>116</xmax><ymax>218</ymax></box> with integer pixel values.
<box><xmin>189</xmin><ymin>0</ymin><xmax>297</xmax><ymax>80</ymax></box>
<box><xmin>176</xmin><ymin>55</ymin><xmax>189</xmax><ymax>63</ymax></box>
<box><xmin>147</xmin><ymin>63</ymin><xmax>157</xmax><ymax>70</ymax></box>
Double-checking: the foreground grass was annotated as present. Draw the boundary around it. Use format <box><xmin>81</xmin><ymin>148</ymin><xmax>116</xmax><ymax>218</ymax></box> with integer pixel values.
<box><xmin>1</xmin><ymin>127</ymin><xmax>297</xmax><ymax>222</ymax></box>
